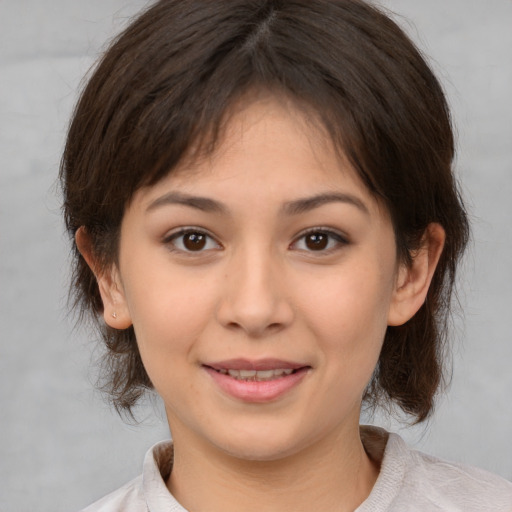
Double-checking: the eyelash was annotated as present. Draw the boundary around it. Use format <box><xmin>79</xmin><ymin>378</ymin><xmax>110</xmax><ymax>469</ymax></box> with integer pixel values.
<box><xmin>163</xmin><ymin>227</ymin><xmax>348</xmax><ymax>255</ymax></box>
<box><xmin>291</xmin><ymin>228</ymin><xmax>349</xmax><ymax>253</ymax></box>
<box><xmin>163</xmin><ymin>228</ymin><xmax>222</xmax><ymax>254</ymax></box>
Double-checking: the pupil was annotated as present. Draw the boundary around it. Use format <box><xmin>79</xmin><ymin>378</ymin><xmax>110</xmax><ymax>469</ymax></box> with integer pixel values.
<box><xmin>184</xmin><ymin>233</ymin><xmax>206</xmax><ymax>251</ymax></box>
<box><xmin>306</xmin><ymin>233</ymin><xmax>328</xmax><ymax>250</ymax></box>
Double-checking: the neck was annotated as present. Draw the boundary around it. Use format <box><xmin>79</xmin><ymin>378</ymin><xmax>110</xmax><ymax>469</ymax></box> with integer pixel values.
<box><xmin>167</xmin><ymin>423</ymin><xmax>379</xmax><ymax>512</ymax></box>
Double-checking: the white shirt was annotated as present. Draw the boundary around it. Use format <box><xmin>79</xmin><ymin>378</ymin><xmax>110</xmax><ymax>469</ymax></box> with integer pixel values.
<box><xmin>81</xmin><ymin>426</ymin><xmax>512</xmax><ymax>511</ymax></box>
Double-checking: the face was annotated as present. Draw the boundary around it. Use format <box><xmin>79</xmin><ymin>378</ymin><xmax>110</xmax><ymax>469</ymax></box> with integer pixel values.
<box><xmin>103</xmin><ymin>95</ymin><xmax>410</xmax><ymax>461</ymax></box>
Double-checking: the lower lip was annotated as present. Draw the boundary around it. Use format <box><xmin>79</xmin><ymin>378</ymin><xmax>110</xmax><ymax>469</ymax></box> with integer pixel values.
<box><xmin>204</xmin><ymin>367</ymin><xmax>309</xmax><ymax>403</ymax></box>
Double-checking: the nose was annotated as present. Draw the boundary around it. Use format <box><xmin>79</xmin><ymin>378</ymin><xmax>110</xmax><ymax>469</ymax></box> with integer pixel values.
<box><xmin>215</xmin><ymin>246</ymin><xmax>294</xmax><ymax>338</ymax></box>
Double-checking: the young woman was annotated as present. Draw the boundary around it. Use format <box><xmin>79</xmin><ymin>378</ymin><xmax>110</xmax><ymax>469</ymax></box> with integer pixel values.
<box><xmin>60</xmin><ymin>0</ymin><xmax>512</xmax><ymax>510</ymax></box>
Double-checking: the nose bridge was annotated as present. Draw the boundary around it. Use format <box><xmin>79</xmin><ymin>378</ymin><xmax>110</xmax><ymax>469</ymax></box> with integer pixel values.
<box><xmin>217</xmin><ymin>240</ymin><xmax>293</xmax><ymax>336</ymax></box>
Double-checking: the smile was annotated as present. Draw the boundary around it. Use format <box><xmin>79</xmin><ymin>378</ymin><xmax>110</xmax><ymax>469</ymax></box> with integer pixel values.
<box><xmin>203</xmin><ymin>359</ymin><xmax>310</xmax><ymax>402</ymax></box>
<box><xmin>215</xmin><ymin>368</ymin><xmax>295</xmax><ymax>381</ymax></box>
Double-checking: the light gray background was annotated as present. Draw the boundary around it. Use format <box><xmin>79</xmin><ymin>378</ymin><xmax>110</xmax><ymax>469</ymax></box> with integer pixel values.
<box><xmin>0</xmin><ymin>1</ymin><xmax>511</xmax><ymax>511</ymax></box>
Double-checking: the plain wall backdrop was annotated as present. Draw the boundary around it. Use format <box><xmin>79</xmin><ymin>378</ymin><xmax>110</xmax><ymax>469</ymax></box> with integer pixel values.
<box><xmin>0</xmin><ymin>1</ymin><xmax>511</xmax><ymax>511</ymax></box>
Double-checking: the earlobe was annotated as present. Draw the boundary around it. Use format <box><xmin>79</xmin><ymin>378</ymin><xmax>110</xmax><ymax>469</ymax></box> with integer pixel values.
<box><xmin>75</xmin><ymin>226</ymin><xmax>132</xmax><ymax>329</ymax></box>
<box><xmin>387</xmin><ymin>223</ymin><xmax>445</xmax><ymax>326</ymax></box>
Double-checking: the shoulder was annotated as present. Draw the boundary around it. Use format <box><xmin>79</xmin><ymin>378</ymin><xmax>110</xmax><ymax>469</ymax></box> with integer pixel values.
<box><xmin>79</xmin><ymin>475</ymin><xmax>145</xmax><ymax>512</ymax></box>
<box><xmin>402</xmin><ymin>444</ymin><xmax>512</xmax><ymax>511</ymax></box>
<box><xmin>359</xmin><ymin>426</ymin><xmax>512</xmax><ymax>511</ymax></box>
<box><xmin>79</xmin><ymin>440</ymin><xmax>179</xmax><ymax>512</ymax></box>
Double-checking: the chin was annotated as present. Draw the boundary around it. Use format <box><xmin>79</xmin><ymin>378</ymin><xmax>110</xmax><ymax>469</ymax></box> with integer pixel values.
<box><xmin>221</xmin><ymin>441</ymin><xmax>300</xmax><ymax>462</ymax></box>
<box><xmin>209</xmin><ymin>424</ymin><xmax>316</xmax><ymax>463</ymax></box>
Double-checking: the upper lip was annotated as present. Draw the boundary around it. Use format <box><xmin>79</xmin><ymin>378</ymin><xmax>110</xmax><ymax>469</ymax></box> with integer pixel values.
<box><xmin>204</xmin><ymin>358</ymin><xmax>308</xmax><ymax>371</ymax></box>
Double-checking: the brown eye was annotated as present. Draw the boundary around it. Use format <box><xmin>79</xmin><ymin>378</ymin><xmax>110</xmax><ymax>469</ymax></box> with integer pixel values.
<box><xmin>304</xmin><ymin>232</ymin><xmax>329</xmax><ymax>250</ymax></box>
<box><xmin>167</xmin><ymin>229</ymin><xmax>220</xmax><ymax>253</ymax></box>
<box><xmin>292</xmin><ymin>229</ymin><xmax>347</xmax><ymax>253</ymax></box>
<box><xmin>183</xmin><ymin>232</ymin><xmax>207</xmax><ymax>251</ymax></box>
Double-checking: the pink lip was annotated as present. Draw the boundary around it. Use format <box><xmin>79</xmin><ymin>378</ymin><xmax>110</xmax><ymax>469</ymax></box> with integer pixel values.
<box><xmin>206</xmin><ymin>358</ymin><xmax>305</xmax><ymax>371</ymax></box>
<box><xmin>203</xmin><ymin>359</ymin><xmax>310</xmax><ymax>403</ymax></box>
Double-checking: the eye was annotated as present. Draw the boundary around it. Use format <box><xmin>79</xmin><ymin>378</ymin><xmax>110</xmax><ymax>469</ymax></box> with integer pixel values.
<box><xmin>292</xmin><ymin>229</ymin><xmax>347</xmax><ymax>252</ymax></box>
<box><xmin>165</xmin><ymin>228</ymin><xmax>221</xmax><ymax>253</ymax></box>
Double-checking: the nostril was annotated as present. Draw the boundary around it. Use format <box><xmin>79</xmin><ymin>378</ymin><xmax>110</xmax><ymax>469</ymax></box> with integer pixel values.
<box><xmin>215</xmin><ymin>289</ymin><xmax>294</xmax><ymax>336</ymax></box>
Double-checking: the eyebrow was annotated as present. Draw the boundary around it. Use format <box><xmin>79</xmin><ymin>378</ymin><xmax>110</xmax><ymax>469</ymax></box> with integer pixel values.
<box><xmin>281</xmin><ymin>192</ymin><xmax>369</xmax><ymax>216</ymax></box>
<box><xmin>146</xmin><ymin>191</ymin><xmax>228</xmax><ymax>214</ymax></box>
<box><xmin>146</xmin><ymin>191</ymin><xmax>369</xmax><ymax>216</ymax></box>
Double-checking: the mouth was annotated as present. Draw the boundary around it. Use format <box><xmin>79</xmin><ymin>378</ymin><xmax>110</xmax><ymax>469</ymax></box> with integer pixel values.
<box><xmin>204</xmin><ymin>358</ymin><xmax>309</xmax><ymax>380</ymax></box>
<box><xmin>202</xmin><ymin>359</ymin><xmax>311</xmax><ymax>402</ymax></box>
<box><xmin>208</xmin><ymin>367</ymin><xmax>299</xmax><ymax>382</ymax></box>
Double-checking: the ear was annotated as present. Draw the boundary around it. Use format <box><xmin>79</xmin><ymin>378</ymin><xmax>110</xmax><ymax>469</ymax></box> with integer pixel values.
<box><xmin>75</xmin><ymin>226</ymin><xmax>132</xmax><ymax>329</ymax></box>
<box><xmin>387</xmin><ymin>223</ymin><xmax>445</xmax><ymax>326</ymax></box>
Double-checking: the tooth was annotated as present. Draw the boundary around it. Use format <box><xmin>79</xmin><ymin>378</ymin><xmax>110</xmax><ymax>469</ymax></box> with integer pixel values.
<box><xmin>239</xmin><ymin>370</ymin><xmax>257</xmax><ymax>378</ymax></box>
<box><xmin>255</xmin><ymin>370</ymin><xmax>274</xmax><ymax>379</ymax></box>
<box><xmin>272</xmin><ymin>369</ymin><xmax>294</xmax><ymax>377</ymax></box>
<box><xmin>223</xmin><ymin>368</ymin><xmax>297</xmax><ymax>381</ymax></box>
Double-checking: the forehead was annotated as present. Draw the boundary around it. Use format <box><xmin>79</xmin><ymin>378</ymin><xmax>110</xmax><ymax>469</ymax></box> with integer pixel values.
<box><xmin>133</xmin><ymin>94</ymin><xmax>382</xmax><ymax>216</ymax></box>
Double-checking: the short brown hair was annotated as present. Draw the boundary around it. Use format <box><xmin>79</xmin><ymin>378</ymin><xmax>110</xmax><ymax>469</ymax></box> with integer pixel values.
<box><xmin>61</xmin><ymin>0</ymin><xmax>469</xmax><ymax>422</ymax></box>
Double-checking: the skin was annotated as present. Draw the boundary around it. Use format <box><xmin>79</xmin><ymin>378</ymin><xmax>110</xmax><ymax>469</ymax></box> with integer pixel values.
<box><xmin>78</xmin><ymin>94</ymin><xmax>444</xmax><ymax>512</ymax></box>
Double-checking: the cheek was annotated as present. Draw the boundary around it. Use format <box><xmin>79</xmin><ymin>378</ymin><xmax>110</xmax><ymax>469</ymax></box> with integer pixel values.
<box><xmin>301</xmin><ymin>273</ymin><xmax>391</xmax><ymax>418</ymax></box>
<box><xmin>296</xmin><ymin>259</ymin><xmax>394</xmax><ymax>370</ymax></box>
<box><xmin>122</xmin><ymin>264</ymin><xmax>220</xmax><ymax>379</ymax></box>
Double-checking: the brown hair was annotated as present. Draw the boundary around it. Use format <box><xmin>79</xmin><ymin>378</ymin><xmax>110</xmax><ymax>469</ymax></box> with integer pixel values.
<box><xmin>61</xmin><ymin>0</ymin><xmax>469</xmax><ymax>422</ymax></box>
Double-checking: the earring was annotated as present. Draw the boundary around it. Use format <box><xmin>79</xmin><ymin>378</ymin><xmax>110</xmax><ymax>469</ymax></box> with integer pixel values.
<box><xmin>111</xmin><ymin>312</ymin><xmax>117</xmax><ymax>319</ymax></box>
